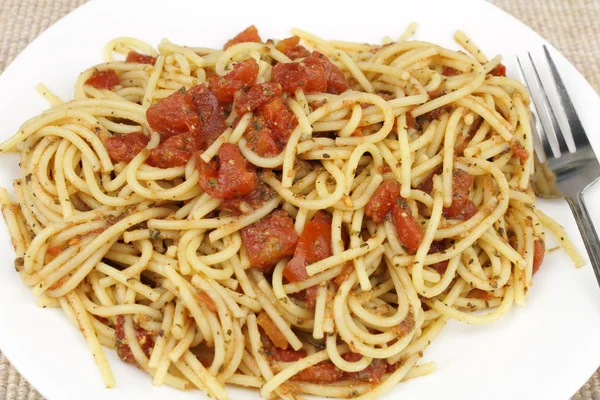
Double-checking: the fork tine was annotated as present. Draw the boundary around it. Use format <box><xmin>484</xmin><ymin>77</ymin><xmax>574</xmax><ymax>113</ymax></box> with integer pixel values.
<box><xmin>516</xmin><ymin>55</ymin><xmax>554</xmax><ymax>159</ymax></box>
<box><xmin>526</xmin><ymin>52</ymin><xmax>570</xmax><ymax>156</ymax></box>
<box><xmin>543</xmin><ymin>45</ymin><xmax>588</xmax><ymax>149</ymax></box>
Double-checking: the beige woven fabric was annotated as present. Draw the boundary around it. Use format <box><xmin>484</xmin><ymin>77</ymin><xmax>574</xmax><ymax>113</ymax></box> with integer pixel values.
<box><xmin>0</xmin><ymin>0</ymin><xmax>598</xmax><ymax>399</ymax></box>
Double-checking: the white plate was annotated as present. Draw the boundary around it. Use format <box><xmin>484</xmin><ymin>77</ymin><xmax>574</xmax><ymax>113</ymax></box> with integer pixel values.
<box><xmin>0</xmin><ymin>0</ymin><xmax>599</xmax><ymax>399</ymax></box>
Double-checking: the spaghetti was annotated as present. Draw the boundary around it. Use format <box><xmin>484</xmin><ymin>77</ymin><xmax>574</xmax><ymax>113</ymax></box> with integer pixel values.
<box><xmin>0</xmin><ymin>25</ymin><xmax>584</xmax><ymax>399</ymax></box>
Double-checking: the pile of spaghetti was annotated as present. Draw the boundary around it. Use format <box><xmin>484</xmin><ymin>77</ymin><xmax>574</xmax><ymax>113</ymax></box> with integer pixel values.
<box><xmin>0</xmin><ymin>25</ymin><xmax>583</xmax><ymax>399</ymax></box>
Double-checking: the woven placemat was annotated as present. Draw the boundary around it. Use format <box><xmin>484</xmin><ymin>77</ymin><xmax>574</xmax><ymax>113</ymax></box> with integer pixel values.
<box><xmin>0</xmin><ymin>0</ymin><xmax>598</xmax><ymax>399</ymax></box>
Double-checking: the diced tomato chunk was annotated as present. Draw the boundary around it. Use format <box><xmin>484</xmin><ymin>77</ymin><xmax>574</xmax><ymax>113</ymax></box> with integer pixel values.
<box><xmin>224</xmin><ymin>58</ymin><xmax>258</xmax><ymax>84</ymax></box>
<box><xmin>292</xmin><ymin>362</ymin><xmax>344</xmax><ymax>383</ymax></box>
<box><xmin>146</xmin><ymin>84</ymin><xmax>225</xmax><ymax>147</ymax></box>
<box><xmin>443</xmin><ymin>198</ymin><xmax>478</xmax><ymax>220</ymax></box>
<box><xmin>533</xmin><ymin>239</ymin><xmax>545</xmax><ymax>274</ymax></box>
<box><xmin>269</xmin><ymin>346</ymin><xmax>307</xmax><ymax>362</ymax></box>
<box><xmin>418</xmin><ymin>168</ymin><xmax>476</xmax><ymax>220</ymax></box>
<box><xmin>511</xmin><ymin>140</ymin><xmax>529</xmax><ymax>162</ymax></box>
<box><xmin>147</xmin><ymin>133</ymin><xmax>202</xmax><ymax>168</ymax></box>
<box><xmin>311</xmin><ymin>51</ymin><xmax>348</xmax><ymax>94</ymax></box>
<box><xmin>365</xmin><ymin>180</ymin><xmax>401</xmax><ymax>223</ymax></box>
<box><xmin>209</xmin><ymin>58</ymin><xmax>259</xmax><ymax>102</ymax></box>
<box><xmin>125</xmin><ymin>51</ymin><xmax>157</xmax><ymax>65</ymax></box>
<box><xmin>276</xmin><ymin>36</ymin><xmax>311</xmax><ymax>59</ymax></box>
<box><xmin>224</xmin><ymin>25</ymin><xmax>261</xmax><ymax>50</ymax></box>
<box><xmin>146</xmin><ymin>89</ymin><xmax>199</xmax><ymax>138</ymax></box>
<box><xmin>244</xmin><ymin>117</ymin><xmax>282</xmax><ymax>157</ymax></box>
<box><xmin>115</xmin><ymin>315</ymin><xmax>154</xmax><ymax>365</ymax></box>
<box><xmin>105</xmin><ymin>132</ymin><xmax>149</xmax><ymax>163</ymax></box>
<box><xmin>342</xmin><ymin>354</ymin><xmax>387</xmax><ymax>383</ymax></box>
<box><xmin>272</xmin><ymin>52</ymin><xmax>347</xmax><ymax>95</ymax></box>
<box><xmin>257</xmin><ymin>312</ymin><xmax>288</xmax><ymax>349</ymax></box>
<box><xmin>490</xmin><ymin>64</ymin><xmax>507</xmax><ymax>76</ymax></box>
<box><xmin>392</xmin><ymin>201</ymin><xmax>424</xmax><ymax>254</ymax></box>
<box><xmin>428</xmin><ymin>240</ymin><xmax>450</xmax><ymax>274</ymax></box>
<box><xmin>284</xmin><ymin>211</ymin><xmax>332</xmax><ymax>282</ymax></box>
<box><xmin>186</xmin><ymin>85</ymin><xmax>227</xmax><ymax>147</ymax></box>
<box><xmin>334</xmin><ymin>262</ymin><xmax>354</xmax><ymax>287</ymax></box>
<box><xmin>86</xmin><ymin>69</ymin><xmax>120</xmax><ymax>89</ymax></box>
<box><xmin>258</xmin><ymin>97</ymin><xmax>298</xmax><ymax>141</ymax></box>
<box><xmin>197</xmin><ymin>143</ymin><xmax>257</xmax><ymax>199</ymax></box>
<box><xmin>234</xmin><ymin>82</ymin><xmax>282</xmax><ymax>115</ymax></box>
<box><xmin>272</xmin><ymin>55</ymin><xmax>328</xmax><ymax>94</ymax></box>
<box><xmin>241</xmin><ymin>210</ymin><xmax>299</xmax><ymax>271</ymax></box>
<box><xmin>220</xmin><ymin>182</ymin><xmax>275</xmax><ymax>216</ymax></box>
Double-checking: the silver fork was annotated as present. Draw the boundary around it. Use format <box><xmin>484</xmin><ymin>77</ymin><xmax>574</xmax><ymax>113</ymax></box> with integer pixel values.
<box><xmin>516</xmin><ymin>46</ymin><xmax>600</xmax><ymax>285</ymax></box>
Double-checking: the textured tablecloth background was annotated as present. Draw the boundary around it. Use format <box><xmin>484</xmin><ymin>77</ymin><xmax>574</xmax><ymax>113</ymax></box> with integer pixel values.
<box><xmin>0</xmin><ymin>0</ymin><xmax>598</xmax><ymax>399</ymax></box>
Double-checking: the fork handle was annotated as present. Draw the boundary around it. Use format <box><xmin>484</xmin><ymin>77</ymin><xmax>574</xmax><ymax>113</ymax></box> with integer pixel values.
<box><xmin>567</xmin><ymin>193</ymin><xmax>600</xmax><ymax>286</ymax></box>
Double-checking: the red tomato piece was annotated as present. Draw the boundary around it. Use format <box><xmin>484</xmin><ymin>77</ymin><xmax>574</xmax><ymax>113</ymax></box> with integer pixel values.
<box><xmin>146</xmin><ymin>133</ymin><xmax>202</xmax><ymax>168</ymax></box>
<box><xmin>311</xmin><ymin>51</ymin><xmax>348</xmax><ymax>94</ymax></box>
<box><xmin>442</xmin><ymin>66</ymin><xmax>460</xmax><ymax>76</ymax></box>
<box><xmin>197</xmin><ymin>143</ymin><xmax>257</xmax><ymax>199</ymax></box>
<box><xmin>271</xmin><ymin>56</ymin><xmax>328</xmax><ymax>94</ymax></box>
<box><xmin>334</xmin><ymin>262</ymin><xmax>354</xmax><ymax>287</ymax></box>
<box><xmin>284</xmin><ymin>211</ymin><xmax>332</xmax><ymax>283</ymax></box>
<box><xmin>511</xmin><ymin>140</ymin><xmax>529</xmax><ymax>162</ymax></box>
<box><xmin>146</xmin><ymin>89</ymin><xmax>199</xmax><ymax>139</ymax></box>
<box><xmin>418</xmin><ymin>168</ymin><xmax>476</xmax><ymax>220</ymax></box>
<box><xmin>105</xmin><ymin>132</ymin><xmax>149</xmax><ymax>163</ymax></box>
<box><xmin>209</xmin><ymin>58</ymin><xmax>259</xmax><ymax>102</ymax></box>
<box><xmin>258</xmin><ymin>97</ymin><xmax>298</xmax><ymax>142</ymax></box>
<box><xmin>125</xmin><ymin>51</ymin><xmax>157</xmax><ymax>65</ymax></box>
<box><xmin>428</xmin><ymin>240</ymin><xmax>450</xmax><ymax>274</ymax></box>
<box><xmin>490</xmin><ymin>64</ymin><xmax>507</xmax><ymax>76</ymax></box>
<box><xmin>276</xmin><ymin>36</ymin><xmax>311</xmax><ymax>59</ymax></box>
<box><xmin>342</xmin><ymin>354</ymin><xmax>387</xmax><ymax>383</ymax></box>
<box><xmin>268</xmin><ymin>346</ymin><xmax>307</xmax><ymax>362</ymax></box>
<box><xmin>365</xmin><ymin>180</ymin><xmax>402</xmax><ymax>224</ymax></box>
<box><xmin>224</xmin><ymin>25</ymin><xmax>261</xmax><ymax>50</ymax></box>
<box><xmin>443</xmin><ymin>198</ymin><xmax>478</xmax><ymax>220</ymax></box>
<box><xmin>115</xmin><ymin>315</ymin><xmax>154</xmax><ymax>365</ymax></box>
<box><xmin>533</xmin><ymin>239</ymin><xmax>545</xmax><ymax>274</ymax></box>
<box><xmin>146</xmin><ymin>85</ymin><xmax>225</xmax><ymax>147</ymax></box>
<box><xmin>244</xmin><ymin>117</ymin><xmax>282</xmax><ymax>157</ymax></box>
<box><xmin>185</xmin><ymin>85</ymin><xmax>227</xmax><ymax>148</ymax></box>
<box><xmin>291</xmin><ymin>362</ymin><xmax>344</xmax><ymax>383</ymax></box>
<box><xmin>220</xmin><ymin>182</ymin><xmax>275</xmax><ymax>216</ymax></box>
<box><xmin>257</xmin><ymin>311</ymin><xmax>288</xmax><ymax>349</ymax></box>
<box><xmin>85</xmin><ymin>69</ymin><xmax>120</xmax><ymax>89</ymax></box>
<box><xmin>234</xmin><ymin>82</ymin><xmax>282</xmax><ymax>115</ymax></box>
<box><xmin>241</xmin><ymin>210</ymin><xmax>299</xmax><ymax>271</ymax></box>
<box><xmin>392</xmin><ymin>201</ymin><xmax>424</xmax><ymax>254</ymax></box>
